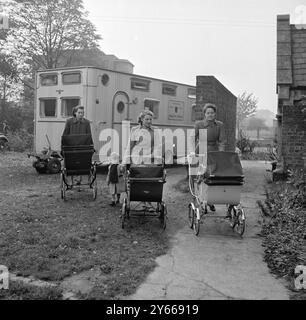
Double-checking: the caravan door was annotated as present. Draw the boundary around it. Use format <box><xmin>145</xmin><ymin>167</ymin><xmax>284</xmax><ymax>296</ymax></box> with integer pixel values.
<box><xmin>113</xmin><ymin>91</ymin><xmax>130</xmax><ymax>124</ymax></box>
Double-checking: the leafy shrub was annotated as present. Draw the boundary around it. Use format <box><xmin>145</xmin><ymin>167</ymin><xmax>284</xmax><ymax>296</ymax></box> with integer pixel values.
<box><xmin>6</xmin><ymin>130</ymin><xmax>33</xmax><ymax>152</ymax></box>
<box><xmin>241</xmin><ymin>151</ymin><xmax>270</xmax><ymax>161</ymax></box>
<box><xmin>236</xmin><ymin>130</ymin><xmax>257</xmax><ymax>154</ymax></box>
<box><xmin>258</xmin><ymin>169</ymin><xmax>306</xmax><ymax>280</ymax></box>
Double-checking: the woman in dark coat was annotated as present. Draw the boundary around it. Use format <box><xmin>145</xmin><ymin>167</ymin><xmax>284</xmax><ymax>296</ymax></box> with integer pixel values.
<box><xmin>62</xmin><ymin>105</ymin><xmax>92</xmax><ymax>136</ymax></box>
<box><xmin>61</xmin><ymin>105</ymin><xmax>93</xmax><ymax>185</ymax></box>
<box><xmin>193</xmin><ymin>103</ymin><xmax>226</xmax><ymax>153</ymax></box>
<box><xmin>190</xmin><ymin>103</ymin><xmax>227</xmax><ymax>212</ymax></box>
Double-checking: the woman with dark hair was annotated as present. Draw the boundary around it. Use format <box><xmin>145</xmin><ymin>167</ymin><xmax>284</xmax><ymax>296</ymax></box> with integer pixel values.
<box><xmin>190</xmin><ymin>103</ymin><xmax>227</xmax><ymax>212</ymax></box>
<box><xmin>62</xmin><ymin>105</ymin><xmax>92</xmax><ymax>137</ymax></box>
<box><xmin>193</xmin><ymin>103</ymin><xmax>226</xmax><ymax>153</ymax></box>
<box><xmin>61</xmin><ymin>105</ymin><xmax>93</xmax><ymax>185</ymax></box>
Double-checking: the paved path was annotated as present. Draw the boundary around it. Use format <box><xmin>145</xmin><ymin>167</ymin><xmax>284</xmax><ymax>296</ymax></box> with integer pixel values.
<box><xmin>127</xmin><ymin>161</ymin><xmax>289</xmax><ymax>300</ymax></box>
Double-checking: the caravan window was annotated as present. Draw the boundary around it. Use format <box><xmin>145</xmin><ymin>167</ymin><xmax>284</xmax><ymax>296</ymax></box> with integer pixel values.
<box><xmin>144</xmin><ymin>99</ymin><xmax>159</xmax><ymax>119</ymax></box>
<box><xmin>39</xmin><ymin>98</ymin><xmax>57</xmax><ymax>117</ymax></box>
<box><xmin>61</xmin><ymin>98</ymin><xmax>80</xmax><ymax>117</ymax></box>
<box><xmin>62</xmin><ymin>72</ymin><xmax>81</xmax><ymax>84</ymax></box>
<box><xmin>131</xmin><ymin>78</ymin><xmax>150</xmax><ymax>91</ymax></box>
<box><xmin>117</xmin><ymin>101</ymin><xmax>125</xmax><ymax>114</ymax></box>
<box><xmin>191</xmin><ymin>104</ymin><xmax>202</xmax><ymax>121</ymax></box>
<box><xmin>162</xmin><ymin>83</ymin><xmax>177</xmax><ymax>96</ymax></box>
<box><xmin>40</xmin><ymin>74</ymin><xmax>58</xmax><ymax>86</ymax></box>
<box><xmin>187</xmin><ymin>88</ymin><xmax>196</xmax><ymax>99</ymax></box>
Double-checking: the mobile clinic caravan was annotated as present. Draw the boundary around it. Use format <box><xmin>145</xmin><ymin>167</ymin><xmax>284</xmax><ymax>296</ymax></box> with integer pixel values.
<box><xmin>34</xmin><ymin>58</ymin><xmax>197</xmax><ymax>164</ymax></box>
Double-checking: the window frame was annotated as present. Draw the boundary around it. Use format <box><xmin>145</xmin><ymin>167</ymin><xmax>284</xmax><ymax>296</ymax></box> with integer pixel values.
<box><xmin>60</xmin><ymin>96</ymin><xmax>81</xmax><ymax>118</ymax></box>
<box><xmin>39</xmin><ymin>98</ymin><xmax>57</xmax><ymax>118</ymax></box>
<box><xmin>131</xmin><ymin>77</ymin><xmax>150</xmax><ymax>91</ymax></box>
<box><xmin>40</xmin><ymin>73</ymin><xmax>58</xmax><ymax>86</ymax></box>
<box><xmin>162</xmin><ymin>83</ymin><xmax>177</xmax><ymax>96</ymax></box>
<box><xmin>101</xmin><ymin>73</ymin><xmax>110</xmax><ymax>86</ymax></box>
<box><xmin>144</xmin><ymin>98</ymin><xmax>160</xmax><ymax>119</ymax></box>
<box><xmin>187</xmin><ymin>88</ymin><xmax>196</xmax><ymax>99</ymax></box>
<box><xmin>62</xmin><ymin>71</ymin><xmax>82</xmax><ymax>85</ymax></box>
<box><xmin>117</xmin><ymin>101</ymin><xmax>125</xmax><ymax>114</ymax></box>
<box><xmin>191</xmin><ymin>103</ymin><xmax>203</xmax><ymax>122</ymax></box>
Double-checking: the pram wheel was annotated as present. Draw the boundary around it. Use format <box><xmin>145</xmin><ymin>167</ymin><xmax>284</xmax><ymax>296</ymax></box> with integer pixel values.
<box><xmin>229</xmin><ymin>205</ymin><xmax>246</xmax><ymax>237</ymax></box>
<box><xmin>159</xmin><ymin>202</ymin><xmax>167</xmax><ymax>230</ymax></box>
<box><xmin>121</xmin><ymin>198</ymin><xmax>128</xmax><ymax>229</ymax></box>
<box><xmin>193</xmin><ymin>208</ymin><xmax>200</xmax><ymax>236</ymax></box>
<box><xmin>60</xmin><ymin>172</ymin><xmax>66</xmax><ymax>201</ymax></box>
<box><xmin>188</xmin><ymin>203</ymin><xmax>195</xmax><ymax>228</ymax></box>
<box><xmin>234</xmin><ymin>208</ymin><xmax>245</xmax><ymax>237</ymax></box>
<box><xmin>92</xmin><ymin>178</ymin><xmax>97</xmax><ymax>200</ymax></box>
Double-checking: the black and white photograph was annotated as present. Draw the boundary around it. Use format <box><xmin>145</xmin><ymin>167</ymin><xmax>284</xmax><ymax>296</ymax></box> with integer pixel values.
<box><xmin>0</xmin><ymin>0</ymin><xmax>305</xmax><ymax>305</ymax></box>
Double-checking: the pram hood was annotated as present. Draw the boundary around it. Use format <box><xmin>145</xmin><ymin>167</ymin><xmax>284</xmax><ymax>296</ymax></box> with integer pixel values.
<box><xmin>206</xmin><ymin>152</ymin><xmax>243</xmax><ymax>177</ymax></box>
<box><xmin>61</xmin><ymin>134</ymin><xmax>93</xmax><ymax>148</ymax></box>
<box><xmin>129</xmin><ymin>165</ymin><xmax>164</xmax><ymax>178</ymax></box>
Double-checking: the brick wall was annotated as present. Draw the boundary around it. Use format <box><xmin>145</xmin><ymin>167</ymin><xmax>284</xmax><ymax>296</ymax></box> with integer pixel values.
<box><xmin>282</xmin><ymin>102</ymin><xmax>306</xmax><ymax>168</ymax></box>
<box><xmin>277</xmin><ymin>15</ymin><xmax>306</xmax><ymax>170</ymax></box>
<box><xmin>196</xmin><ymin>76</ymin><xmax>237</xmax><ymax>151</ymax></box>
<box><xmin>292</xmin><ymin>28</ymin><xmax>306</xmax><ymax>87</ymax></box>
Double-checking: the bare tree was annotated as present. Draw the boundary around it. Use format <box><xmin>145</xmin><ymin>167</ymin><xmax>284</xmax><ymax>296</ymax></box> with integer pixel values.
<box><xmin>0</xmin><ymin>0</ymin><xmax>102</xmax><ymax>72</ymax></box>
<box><xmin>0</xmin><ymin>54</ymin><xmax>23</xmax><ymax>119</ymax></box>
<box><xmin>237</xmin><ymin>92</ymin><xmax>258</xmax><ymax>133</ymax></box>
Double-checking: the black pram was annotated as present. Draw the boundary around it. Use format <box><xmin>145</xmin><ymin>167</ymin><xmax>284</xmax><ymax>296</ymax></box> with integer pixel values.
<box><xmin>188</xmin><ymin>151</ymin><xmax>246</xmax><ymax>237</ymax></box>
<box><xmin>60</xmin><ymin>134</ymin><xmax>97</xmax><ymax>200</ymax></box>
<box><xmin>121</xmin><ymin>164</ymin><xmax>167</xmax><ymax>229</ymax></box>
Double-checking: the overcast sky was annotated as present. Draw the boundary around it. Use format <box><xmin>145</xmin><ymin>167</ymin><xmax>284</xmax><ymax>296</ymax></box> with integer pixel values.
<box><xmin>83</xmin><ymin>0</ymin><xmax>304</xmax><ymax>114</ymax></box>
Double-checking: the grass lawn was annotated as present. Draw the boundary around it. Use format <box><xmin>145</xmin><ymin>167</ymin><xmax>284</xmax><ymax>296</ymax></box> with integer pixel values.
<box><xmin>0</xmin><ymin>152</ymin><xmax>172</xmax><ymax>299</ymax></box>
<box><xmin>0</xmin><ymin>281</ymin><xmax>63</xmax><ymax>300</ymax></box>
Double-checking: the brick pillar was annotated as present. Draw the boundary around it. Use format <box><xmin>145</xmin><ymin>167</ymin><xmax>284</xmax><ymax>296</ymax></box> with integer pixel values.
<box><xmin>196</xmin><ymin>76</ymin><xmax>237</xmax><ymax>151</ymax></box>
<box><xmin>282</xmin><ymin>102</ymin><xmax>306</xmax><ymax>169</ymax></box>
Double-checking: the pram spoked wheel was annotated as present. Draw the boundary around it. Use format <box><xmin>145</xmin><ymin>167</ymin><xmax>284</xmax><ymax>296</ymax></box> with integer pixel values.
<box><xmin>159</xmin><ymin>202</ymin><xmax>167</xmax><ymax>230</ymax></box>
<box><xmin>228</xmin><ymin>205</ymin><xmax>246</xmax><ymax>237</ymax></box>
<box><xmin>121</xmin><ymin>198</ymin><xmax>128</xmax><ymax>229</ymax></box>
<box><xmin>193</xmin><ymin>208</ymin><xmax>200</xmax><ymax>236</ymax></box>
<box><xmin>188</xmin><ymin>203</ymin><xmax>195</xmax><ymax>228</ymax></box>
<box><xmin>60</xmin><ymin>172</ymin><xmax>66</xmax><ymax>201</ymax></box>
<box><xmin>188</xmin><ymin>203</ymin><xmax>200</xmax><ymax>235</ymax></box>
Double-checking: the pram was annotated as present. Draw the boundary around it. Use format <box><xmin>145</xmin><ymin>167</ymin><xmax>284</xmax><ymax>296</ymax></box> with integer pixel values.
<box><xmin>121</xmin><ymin>164</ymin><xmax>167</xmax><ymax>229</ymax></box>
<box><xmin>60</xmin><ymin>134</ymin><xmax>97</xmax><ymax>201</ymax></box>
<box><xmin>188</xmin><ymin>151</ymin><xmax>246</xmax><ymax>236</ymax></box>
